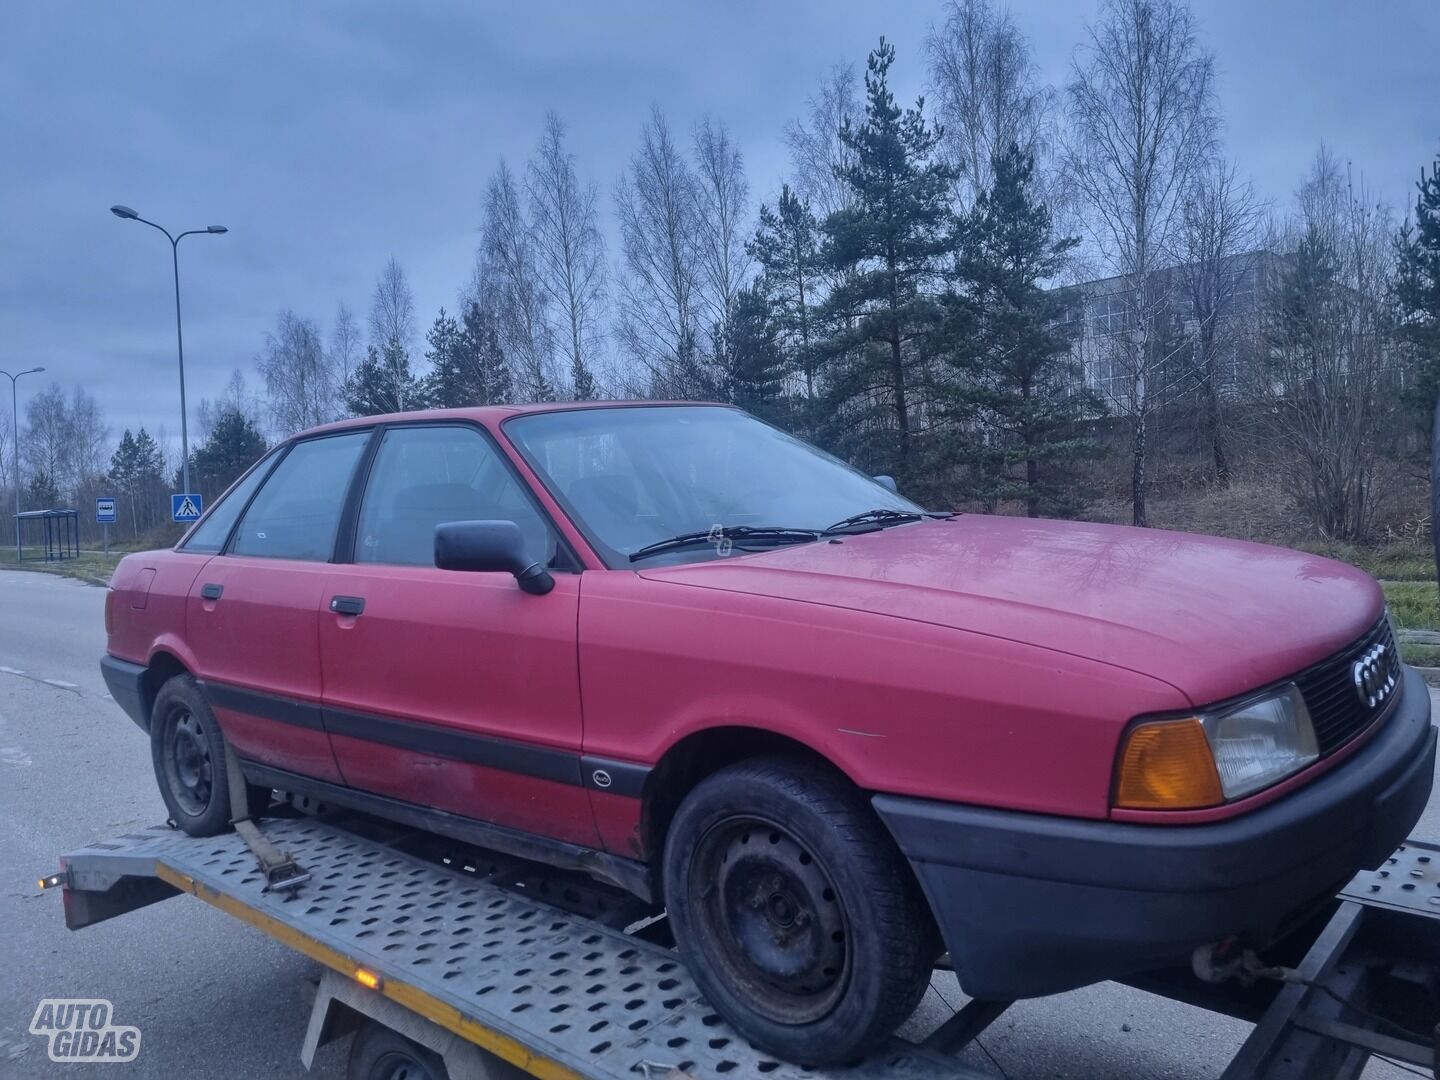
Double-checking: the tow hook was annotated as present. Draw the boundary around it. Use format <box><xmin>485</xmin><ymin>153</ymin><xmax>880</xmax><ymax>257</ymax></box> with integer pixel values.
<box><xmin>1192</xmin><ymin>938</ymin><xmax>1298</xmax><ymax>987</ymax></box>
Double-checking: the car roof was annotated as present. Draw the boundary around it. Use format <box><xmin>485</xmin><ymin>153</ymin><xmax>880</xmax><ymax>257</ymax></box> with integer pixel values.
<box><xmin>294</xmin><ymin>400</ymin><xmax>732</xmax><ymax>439</ymax></box>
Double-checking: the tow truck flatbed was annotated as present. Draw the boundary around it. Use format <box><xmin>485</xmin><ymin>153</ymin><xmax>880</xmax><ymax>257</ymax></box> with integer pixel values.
<box><xmin>43</xmin><ymin>809</ymin><xmax>1440</xmax><ymax>1079</ymax></box>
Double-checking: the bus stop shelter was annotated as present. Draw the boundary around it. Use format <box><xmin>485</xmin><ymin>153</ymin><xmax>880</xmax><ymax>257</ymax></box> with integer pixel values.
<box><xmin>15</xmin><ymin>508</ymin><xmax>79</xmax><ymax>561</ymax></box>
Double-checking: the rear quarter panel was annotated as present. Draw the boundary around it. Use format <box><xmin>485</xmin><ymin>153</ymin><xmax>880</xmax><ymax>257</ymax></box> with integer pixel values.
<box><xmin>106</xmin><ymin>550</ymin><xmax>210</xmax><ymax>672</ymax></box>
<box><xmin>578</xmin><ymin>570</ymin><xmax>1191</xmax><ymax>843</ymax></box>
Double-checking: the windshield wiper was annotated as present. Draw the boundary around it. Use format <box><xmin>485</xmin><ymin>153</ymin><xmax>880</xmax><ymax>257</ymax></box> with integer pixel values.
<box><xmin>823</xmin><ymin>508</ymin><xmax>953</xmax><ymax>533</ymax></box>
<box><xmin>629</xmin><ymin>525</ymin><xmax>822</xmax><ymax>562</ymax></box>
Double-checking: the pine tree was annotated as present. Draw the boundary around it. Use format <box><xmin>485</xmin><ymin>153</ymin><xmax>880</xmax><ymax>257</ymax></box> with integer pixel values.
<box><xmin>186</xmin><ymin>408</ymin><xmax>267</xmax><ymax>500</ymax></box>
<box><xmin>1397</xmin><ymin>152</ymin><xmax>1440</xmax><ymax>391</ymax></box>
<box><xmin>343</xmin><ymin>343</ymin><xmax>421</xmax><ymax>416</ymax></box>
<box><xmin>725</xmin><ymin>283</ymin><xmax>788</xmax><ymax>424</ymax></box>
<box><xmin>109</xmin><ymin>430</ymin><xmax>142</xmax><ymax>537</ymax></box>
<box><xmin>944</xmin><ymin>145</ymin><xmax>1103</xmax><ymax>516</ymax></box>
<box><xmin>423</xmin><ymin>301</ymin><xmax>515</xmax><ymax>408</ymax></box>
<box><xmin>750</xmin><ymin>185</ymin><xmax>823</xmax><ymax>426</ymax></box>
<box><xmin>819</xmin><ymin>39</ymin><xmax>957</xmax><ymax>487</ymax></box>
<box><xmin>1395</xmin><ymin>148</ymin><xmax>1440</xmax><ymax>579</ymax></box>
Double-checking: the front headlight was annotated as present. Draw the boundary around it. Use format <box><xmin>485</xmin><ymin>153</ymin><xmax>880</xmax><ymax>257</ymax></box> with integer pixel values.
<box><xmin>1114</xmin><ymin>684</ymin><xmax>1319</xmax><ymax>810</ymax></box>
<box><xmin>1200</xmin><ymin>684</ymin><xmax>1319</xmax><ymax>800</ymax></box>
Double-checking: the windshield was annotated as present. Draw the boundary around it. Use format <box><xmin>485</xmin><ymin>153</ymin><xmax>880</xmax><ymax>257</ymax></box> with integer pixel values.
<box><xmin>504</xmin><ymin>406</ymin><xmax>923</xmax><ymax>566</ymax></box>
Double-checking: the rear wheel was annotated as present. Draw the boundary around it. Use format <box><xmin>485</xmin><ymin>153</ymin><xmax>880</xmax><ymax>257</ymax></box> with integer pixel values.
<box><xmin>662</xmin><ymin>755</ymin><xmax>936</xmax><ymax>1064</ymax></box>
<box><xmin>150</xmin><ymin>675</ymin><xmax>267</xmax><ymax>836</ymax></box>
<box><xmin>347</xmin><ymin>1024</ymin><xmax>448</xmax><ymax>1080</ymax></box>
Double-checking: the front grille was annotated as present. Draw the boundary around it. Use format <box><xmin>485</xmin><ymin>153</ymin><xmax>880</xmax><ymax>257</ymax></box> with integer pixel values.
<box><xmin>1292</xmin><ymin>616</ymin><xmax>1402</xmax><ymax>756</ymax></box>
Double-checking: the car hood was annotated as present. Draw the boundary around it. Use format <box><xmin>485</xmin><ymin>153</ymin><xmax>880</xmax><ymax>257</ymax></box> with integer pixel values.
<box><xmin>635</xmin><ymin>516</ymin><xmax>1385</xmax><ymax>706</ymax></box>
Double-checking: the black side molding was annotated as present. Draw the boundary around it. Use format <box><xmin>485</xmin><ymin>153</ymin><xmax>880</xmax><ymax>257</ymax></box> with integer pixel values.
<box><xmin>239</xmin><ymin>759</ymin><xmax>653</xmax><ymax>902</ymax></box>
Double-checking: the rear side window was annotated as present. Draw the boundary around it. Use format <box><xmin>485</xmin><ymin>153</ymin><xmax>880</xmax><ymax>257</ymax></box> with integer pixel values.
<box><xmin>355</xmin><ymin>424</ymin><xmax>557</xmax><ymax>568</ymax></box>
<box><xmin>180</xmin><ymin>453</ymin><xmax>277</xmax><ymax>554</ymax></box>
<box><xmin>229</xmin><ymin>432</ymin><xmax>369</xmax><ymax>561</ymax></box>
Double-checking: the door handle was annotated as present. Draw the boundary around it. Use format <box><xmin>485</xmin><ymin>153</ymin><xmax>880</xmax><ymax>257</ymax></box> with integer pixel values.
<box><xmin>200</xmin><ymin>583</ymin><xmax>223</xmax><ymax>601</ymax></box>
<box><xmin>329</xmin><ymin>595</ymin><xmax>365</xmax><ymax>616</ymax></box>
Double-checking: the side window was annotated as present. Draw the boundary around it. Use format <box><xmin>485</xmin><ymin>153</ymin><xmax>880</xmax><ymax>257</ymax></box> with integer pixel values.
<box><xmin>356</xmin><ymin>425</ymin><xmax>557</xmax><ymax>568</ymax></box>
<box><xmin>180</xmin><ymin>452</ymin><xmax>277</xmax><ymax>554</ymax></box>
<box><xmin>229</xmin><ymin>432</ymin><xmax>369</xmax><ymax>561</ymax></box>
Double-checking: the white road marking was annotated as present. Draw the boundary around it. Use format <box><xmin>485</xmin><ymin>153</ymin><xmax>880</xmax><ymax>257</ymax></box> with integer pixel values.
<box><xmin>0</xmin><ymin>667</ymin><xmax>25</xmax><ymax>676</ymax></box>
<box><xmin>42</xmin><ymin>679</ymin><xmax>79</xmax><ymax>690</ymax></box>
<box><xmin>0</xmin><ymin>746</ymin><xmax>31</xmax><ymax>767</ymax></box>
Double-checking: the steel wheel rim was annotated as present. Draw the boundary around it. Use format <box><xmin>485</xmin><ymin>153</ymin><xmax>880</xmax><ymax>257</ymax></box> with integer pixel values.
<box><xmin>163</xmin><ymin>708</ymin><xmax>212</xmax><ymax>816</ymax></box>
<box><xmin>688</xmin><ymin>814</ymin><xmax>852</xmax><ymax>1025</ymax></box>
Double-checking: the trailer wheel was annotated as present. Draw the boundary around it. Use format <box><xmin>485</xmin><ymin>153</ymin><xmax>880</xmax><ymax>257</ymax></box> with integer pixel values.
<box><xmin>150</xmin><ymin>675</ymin><xmax>268</xmax><ymax>836</ymax></box>
<box><xmin>347</xmin><ymin>1023</ymin><xmax>449</xmax><ymax>1080</ymax></box>
<box><xmin>663</xmin><ymin>755</ymin><xmax>936</xmax><ymax>1064</ymax></box>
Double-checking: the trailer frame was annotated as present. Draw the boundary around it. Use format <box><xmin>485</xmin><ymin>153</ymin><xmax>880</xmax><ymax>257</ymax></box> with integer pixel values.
<box><xmin>40</xmin><ymin>807</ymin><xmax>1440</xmax><ymax>1080</ymax></box>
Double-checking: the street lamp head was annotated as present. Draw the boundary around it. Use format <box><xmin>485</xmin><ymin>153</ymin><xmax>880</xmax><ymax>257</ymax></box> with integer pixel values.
<box><xmin>110</xmin><ymin>205</ymin><xmax>139</xmax><ymax>220</ymax></box>
<box><xmin>26</xmin><ymin>367</ymin><xmax>44</xmax><ymax>376</ymax></box>
<box><xmin>206</xmin><ymin>225</ymin><xmax>228</xmax><ymax>234</ymax></box>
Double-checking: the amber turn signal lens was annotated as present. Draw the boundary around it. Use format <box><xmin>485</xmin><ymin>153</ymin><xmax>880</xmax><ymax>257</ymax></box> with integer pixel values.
<box><xmin>1114</xmin><ymin>717</ymin><xmax>1224</xmax><ymax>810</ymax></box>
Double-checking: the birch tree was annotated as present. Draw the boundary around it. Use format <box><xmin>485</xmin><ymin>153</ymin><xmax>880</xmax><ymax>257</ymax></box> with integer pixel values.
<box><xmin>482</xmin><ymin>161</ymin><xmax>556</xmax><ymax>401</ymax></box>
<box><xmin>784</xmin><ymin>65</ymin><xmax>862</xmax><ymax>219</ymax></box>
<box><xmin>1254</xmin><ymin>149</ymin><xmax>1397</xmax><ymax>541</ymax></box>
<box><xmin>693</xmin><ymin>115</ymin><xmax>751</xmax><ymax>377</ymax></box>
<box><xmin>328</xmin><ymin>302</ymin><xmax>363</xmax><ymax>395</ymax></box>
<box><xmin>926</xmin><ymin>0</ymin><xmax>1054</xmax><ymax>208</ymax></box>
<box><xmin>1174</xmin><ymin>158</ymin><xmax>1264</xmax><ymax>484</ymax></box>
<box><xmin>259</xmin><ymin>309</ymin><xmax>338</xmax><ymax>435</ymax></box>
<box><xmin>527</xmin><ymin>112</ymin><xmax>607</xmax><ymax>400</ymax></box>
<box><xmin>614</xmin><ymin>107</ymin><xmax>704</xmax><ymax>397</ymax></box>
<box><xmin>1065</xmin><ymin>0</ymin><xmax>1216</xmax><ymax>525</ymax></box>
<box><xmin>366</xmin><ymin>257</ymin><xmax>418</xmax><ymax>411</ymax></box>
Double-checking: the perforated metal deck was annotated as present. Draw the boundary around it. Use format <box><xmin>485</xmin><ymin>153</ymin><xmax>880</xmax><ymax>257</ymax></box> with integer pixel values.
<box><xmin>58</xmin><ymin>818</ymin><xmax>986</xmax><ymax>1080</ymax></box>
<box><xmin>1342</xmin><ymin>838</ymin><xmax>1440</xmax><ymax>916</ymax></box>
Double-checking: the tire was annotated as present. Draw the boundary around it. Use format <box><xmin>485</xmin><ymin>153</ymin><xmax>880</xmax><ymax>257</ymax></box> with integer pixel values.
<box><xmin>149</xmin><ymin>674</ymin><xmax>268</xmax><ymax>837</ymax></box>
<box><xmin>347</xmin><ymin>1023</ymin><xmax>448</xmax><ymax>1080</ymax></box>
<box><xmin>662</xmin><ymin>755</ymin><xmax>937</xmax><ymax>1064</ymax></box>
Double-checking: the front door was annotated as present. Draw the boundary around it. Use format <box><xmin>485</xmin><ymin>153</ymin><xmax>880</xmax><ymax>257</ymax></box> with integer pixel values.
<box><xmin>186</xmin><ymin>429</ymin><xmax>372</xmax><ymax>782</ymax></box>
<box><xmin>318</xmin><ymin>422</ymin><xmax>596</xmax><ymax>847</ymax></box>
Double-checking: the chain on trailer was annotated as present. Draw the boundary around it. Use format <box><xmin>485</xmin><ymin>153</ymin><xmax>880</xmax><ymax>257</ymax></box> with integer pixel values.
<box><xmin>37</xmin><ymin>810</ymin><xmax>1440</xmax><ymax>1080</ymax></box>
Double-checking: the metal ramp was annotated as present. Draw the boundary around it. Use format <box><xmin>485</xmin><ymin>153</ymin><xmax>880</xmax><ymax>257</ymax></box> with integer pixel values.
<box><xmin>52</xmin><ymin>816</ymin><xmax>988</xmax><ymax>1080</ymax></box>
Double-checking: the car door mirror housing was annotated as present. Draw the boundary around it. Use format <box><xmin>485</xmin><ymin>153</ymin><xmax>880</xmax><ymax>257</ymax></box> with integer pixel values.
<box><xmin>434</xmin><ymin>520</ymin><xmax>555</xmax><ymax>595</ymax></box>
<box><xmin>873</xmin><ymin>474</ymin><xmax>898</xmax><ymax>493</ymax></box>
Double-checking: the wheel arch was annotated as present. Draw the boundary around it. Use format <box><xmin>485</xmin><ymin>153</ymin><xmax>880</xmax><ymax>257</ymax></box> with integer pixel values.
<box><xmin>639</xmin><ymin>725</ymin><xmax>859</xmax><ymax>893</ymax></box>
<box><xmin>140</xmin><ymin>648</ymin><xmax>192</xmax><ymax>723</ymax></box>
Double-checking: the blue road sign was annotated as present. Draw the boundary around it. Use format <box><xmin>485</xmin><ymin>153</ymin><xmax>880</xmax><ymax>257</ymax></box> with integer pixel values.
<box><xmin>95</xmin><ymin>497</ymin><xmax>117</xmax><ymax>524</ymax></box>
<box><xmin>172</xmin><ymin>493</ymin><xmax>203</xmax><ymax>523</ymax></box>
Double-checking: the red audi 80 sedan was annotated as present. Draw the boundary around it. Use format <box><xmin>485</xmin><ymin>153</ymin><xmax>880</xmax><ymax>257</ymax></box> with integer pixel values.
<box><xmin>101</xmin><ymin>401</ymin><xmax>1435</xmax><ymax>1063</ymax></box>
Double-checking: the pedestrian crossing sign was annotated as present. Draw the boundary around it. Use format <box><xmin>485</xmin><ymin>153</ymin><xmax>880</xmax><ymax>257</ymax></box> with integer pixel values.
<box><xmin>172</xmin><ymin>493</ymin><xmax>204</xmax><ymax>523</ymax></box>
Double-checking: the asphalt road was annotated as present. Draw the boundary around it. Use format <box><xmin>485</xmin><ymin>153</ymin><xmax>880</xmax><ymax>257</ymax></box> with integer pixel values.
<box><xmin>0</xmin><ymin>567</ymin><xmax>1434</xmax><ymax>1080</ymax></box>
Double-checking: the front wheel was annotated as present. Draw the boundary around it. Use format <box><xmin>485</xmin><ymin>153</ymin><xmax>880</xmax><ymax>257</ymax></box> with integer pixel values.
<box><xmin>662</xmin><ymin>756</ymin><xmax>937</xmax><ymax>1064</ymax></box>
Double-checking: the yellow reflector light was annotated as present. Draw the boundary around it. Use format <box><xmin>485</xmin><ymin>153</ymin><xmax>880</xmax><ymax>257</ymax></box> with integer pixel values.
<box><xmin>355</xmin><ymin>968</ymin><xmax>383</xmax><ymax>991</ymax></box>
<box><xmin>1114</xmin><ymin>717</ymin><xmax>1224</xmax><ymax>810</ymax></box>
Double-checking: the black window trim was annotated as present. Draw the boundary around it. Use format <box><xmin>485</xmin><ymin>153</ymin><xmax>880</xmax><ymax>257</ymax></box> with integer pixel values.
<box><xmin>219</xmin><ymin>426</ymin><xmax>378</xmax><ymax>562</ymax></box>
<box><xmin>334</xmin><ymin>418</ymin><xmax>583</xmax><ymax>573</ymax></box>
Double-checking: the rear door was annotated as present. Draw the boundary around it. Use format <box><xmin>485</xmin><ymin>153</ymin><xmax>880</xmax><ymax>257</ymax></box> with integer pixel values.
<box><xmin>185</xmin><ymin>429</ymin><xmax>372</xmax><ymax>782</ymax></box>
<box><xmin>318</xmin><ymin>422</ymin><xmax>597</xmax><ymax>846</ymax></box>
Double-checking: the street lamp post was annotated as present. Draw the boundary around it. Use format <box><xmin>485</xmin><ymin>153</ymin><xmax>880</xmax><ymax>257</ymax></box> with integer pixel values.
<box><xmin>1</xmin><ymin>365</ymin><xmax>46</xmax><ymax>562</ymax></box>
<box><xmin>110</xmin><ymin>205</ymin><xmax>227</xmax><ymax>498</ymax></box>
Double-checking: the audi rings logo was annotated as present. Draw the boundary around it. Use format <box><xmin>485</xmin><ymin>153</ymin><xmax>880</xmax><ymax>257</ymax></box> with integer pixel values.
<box><xmin>1352</xmin><ymin>643</ymin><xmax>1396</xmax><ymax>709</ymax></box>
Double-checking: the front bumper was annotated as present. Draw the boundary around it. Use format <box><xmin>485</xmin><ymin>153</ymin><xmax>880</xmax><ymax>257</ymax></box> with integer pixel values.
<box><xmin>100</xmin><ymin>654</ymin><xmax>150</xmax><ymax>733</ymax></box>
<box><xmin>874</xmin><ymin>665</ymin><xmax>1436</xmax><ymax>1000</ymax></box>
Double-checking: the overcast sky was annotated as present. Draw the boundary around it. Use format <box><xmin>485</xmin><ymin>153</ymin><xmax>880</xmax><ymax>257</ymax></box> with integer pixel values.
<box><xmin>3</xmin><ymin>0</ymin><xmax>1437</xmax><ymax>450</ymax></box>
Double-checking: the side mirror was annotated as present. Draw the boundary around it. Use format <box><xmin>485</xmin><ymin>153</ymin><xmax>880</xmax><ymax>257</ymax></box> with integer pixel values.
<box><xmin>434</xmin><ymin>520</ymin><xmax>555</xmax><ymax>595</ymax></box>
<box><xmin>873</xmin><ymin>474</ymin><xmax>898</xmax><ymax>493</ymax></box>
